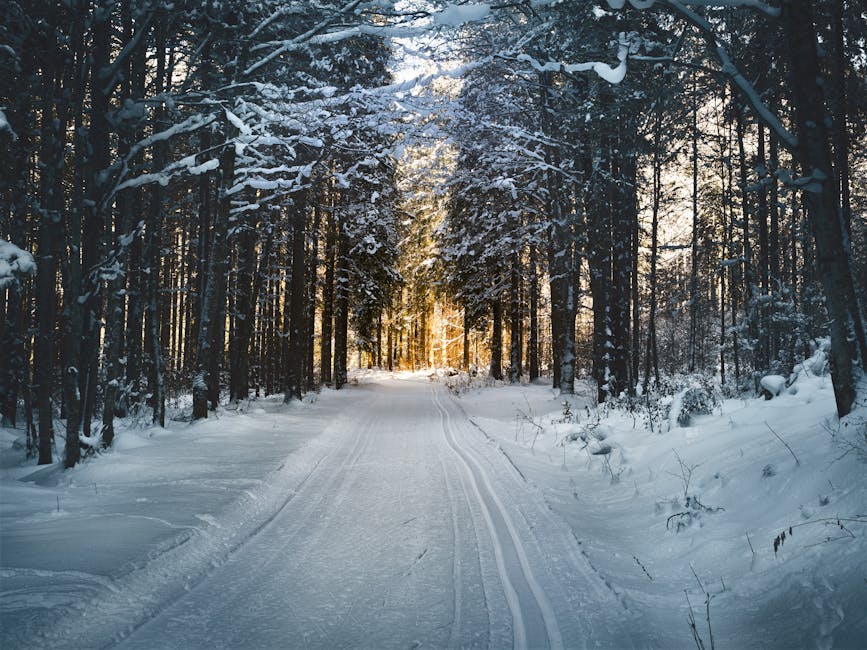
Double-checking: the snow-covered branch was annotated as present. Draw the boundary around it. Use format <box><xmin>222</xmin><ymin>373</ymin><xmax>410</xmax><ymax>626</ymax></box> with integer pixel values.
<box><xmin>661</xmin><ymin>0</ymin><xmax>796</xmax><ymax>150</ymax></box>
<box><xmin>0</xmin><ymin>238</ymin><xmax>36</xmax><ymax>288</ymax></box>
<box><xmin>246</xmin><ymin>1</ymin><xmax>495</xmax><ymax>77</ymax></box>
<box><xmin>0</xmin><ymin>108</ymin><xmax>17</xmax><ymax>141</ymax></box>
<box><xmin>605</xmin><ymin>0</ymin><xmax>797</xmax><ymax>150</ymax></box>
<box><xmin>515</xmin><ymin>32</ymin><xmax>633</xmax><ymax>84</ymax></box>
<box><xmin>109</xmin><ymin>113</ymin><xmax>217</xmax><ymax>195</ymax></box>
<box><xmin>605</xmin><ymin>0</ymin><xmax>780</xmax><ymax>18</ymax></box>
<box><xmin>245</xmin><ymin>0</ymin><xmax>365</xmax><ymax>75</ymax></box>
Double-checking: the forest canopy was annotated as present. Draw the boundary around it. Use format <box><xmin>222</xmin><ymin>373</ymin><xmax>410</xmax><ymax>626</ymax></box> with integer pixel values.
<box><xmin>1</xmin><ymin>0</ymin><xmax>864</xmax><ymax>468</ymax></box>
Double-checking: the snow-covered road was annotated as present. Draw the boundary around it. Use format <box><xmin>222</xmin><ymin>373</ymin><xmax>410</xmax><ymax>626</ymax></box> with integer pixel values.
<box><xmin>9</xmin><ymin>374</ymin><xmax>862</xmax><ymax>648</ymax></box>
<box><xmin>109</xmin><ymin>379</ymin><xmax>621</xmax><ymax>650</ymax></box>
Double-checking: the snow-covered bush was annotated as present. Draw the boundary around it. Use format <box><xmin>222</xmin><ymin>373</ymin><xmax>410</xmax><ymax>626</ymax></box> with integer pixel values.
<box><xmin>674</xmin><ymin>386</ymin><xmax>715</xmax><ymax>427</ymax></box>
<box><xmin>760</xmin><ymin>374</ymin><xmax>787</xmax><ymax>399</ymax></box>
<box><xmin>440</xmin><ymin>369</ymin><xmax>497</xmax><ymax>395</ymax></box>
<box><xmin>606</xmin><ymin>373</ymin><xmax>720</xmax><ymax>432</ymax></box>
<box><xmin>789</xmin><ymin>339</ymin><xmax>830</xmax><ymax>384</ymax></box>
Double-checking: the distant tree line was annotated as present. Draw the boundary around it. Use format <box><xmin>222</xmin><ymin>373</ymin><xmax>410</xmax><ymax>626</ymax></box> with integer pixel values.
<box><xmin>1</xmin><ymin>0</ymin><xmax>865</xmax><ymax>473</ymax></box>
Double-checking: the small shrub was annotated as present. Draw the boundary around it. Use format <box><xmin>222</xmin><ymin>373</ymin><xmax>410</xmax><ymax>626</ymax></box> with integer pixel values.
<box><xmin>677</xmin><ymin>387</ymin><xmax>714</xmax><ymax>427</ymax></box>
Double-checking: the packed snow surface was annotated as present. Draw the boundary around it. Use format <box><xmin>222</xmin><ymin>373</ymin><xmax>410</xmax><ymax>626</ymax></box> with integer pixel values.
<box><xmin>1</xmin><ymin>371</ymin><xmax>865</xmax><ymax>648</ymax></box>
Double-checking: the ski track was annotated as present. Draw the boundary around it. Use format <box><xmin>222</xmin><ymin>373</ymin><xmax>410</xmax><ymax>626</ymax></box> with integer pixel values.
<box><xmin>18</xmin><ymin>379</ymin><xmax>612</xmax><ymax>649</ymax></box>
<box><xmin>432</xmin><ymin>385</ymin><xmax>565</xmax><ymax>650</ymax></box>
<box><xmin>114</xmin><ymin>402</ymin><xmax>375</xmax><ymax>648</ymax></box>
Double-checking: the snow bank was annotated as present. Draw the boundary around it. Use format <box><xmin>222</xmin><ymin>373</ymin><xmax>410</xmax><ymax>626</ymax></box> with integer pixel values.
<box><xmin>452</xmin><ymin>365</ymin><xmax>867</xmax><ymax>647</ymax></box>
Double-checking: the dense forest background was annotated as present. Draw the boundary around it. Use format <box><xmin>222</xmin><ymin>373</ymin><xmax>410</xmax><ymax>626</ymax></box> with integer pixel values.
<box><xmin>1</xmin><ymin>0</ymin><xmax>865</xmax><ymax>468</ymax></box>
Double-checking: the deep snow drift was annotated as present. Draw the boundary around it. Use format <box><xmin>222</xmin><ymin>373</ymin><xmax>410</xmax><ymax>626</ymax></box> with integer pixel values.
<box><xmin>1</xmin><ymin>367</ymin><xmax>865</xmax><ymax>649</ymax></box>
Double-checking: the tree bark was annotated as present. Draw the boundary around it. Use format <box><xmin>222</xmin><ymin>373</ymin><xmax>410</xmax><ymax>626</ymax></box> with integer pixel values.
<box><xmin>35</xmin><ymin>63</ymin><xmax>66</xmax><ymax>465</ymax></box>
<box><xmin>782</xmin><ymin>0</ymin><xmax>865</xmax><ymax>416</ymax></box>
<box><xmin>688</xmin><ymin>76</ymin><xmax>700</xmax><ymax>373</ymax></box>
<box><xmin>193</xmin><ymin>114</ymin><xmax>236</xmax><ymax>418</ymax></box>
<box><xmin>321</xmin><ymin>206</ymin><xmax>336</xmax><ymax>385</ymax></box>
<box><xmin>508</xmin><ymin>252</ymin><xmax>522</xmax><ymax>383</ymax></box>
<box><xmin>285</xmin><ymin>193</ymin><xmax>308</xmax><ymax>402</ymax></box>
<box><xmin>644</xmin><ymin>112</ymin><xmax>663</xmax><ymax>394</ymax></box>
<box><xmin>333</xmin><ymin>217</ymin><xmax>349</xmax><ymax>389</ymax></box>
<box><xmin>489</xmin><ymin>298</ymin><xmax>503</xmax><ymax>381</ymax></box>
<box><xmin>528</xmin><ymin>244</ymin><xmax>539</xmax><ymax>381</ymax></box>
<box><xmin>306</xmin><ymin>199</ymin><xmax>321</xmax><ymax>390</ymax></box>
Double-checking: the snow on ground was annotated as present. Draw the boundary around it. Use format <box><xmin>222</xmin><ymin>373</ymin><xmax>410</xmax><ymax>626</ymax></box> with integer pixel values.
<box><xmin>0</xmin><ymin>390</ymin><xmax>354</xmax><ymax>649</ymax></box>
<box><xmin>453</xmin><ymin>370</ymin><xmax>867</xmax><ymax>648</ymax></box>
<box><xmin>1</xmin><ymin>366</ymin><xmax>865</xmax><ymax>649</ymax></box>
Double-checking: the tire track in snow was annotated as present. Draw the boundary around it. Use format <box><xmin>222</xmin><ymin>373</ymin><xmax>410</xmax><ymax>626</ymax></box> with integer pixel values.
<box><xmin>432</xmin><ymin>386</ymin><xmax>564</xmax><ymax>650</ymax></box>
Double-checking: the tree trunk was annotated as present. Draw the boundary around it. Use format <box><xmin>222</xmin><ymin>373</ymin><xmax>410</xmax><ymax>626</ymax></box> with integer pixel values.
<box><xmin>321</xmin><ymin>207</ymin><xmax>336</xmax><ymax>385</ymax></box>
<box><xmin>59</xmin><ymin>6</ymin><xmax>87</xmax><ymax>466</ymax></box>
<box><xmin>782</xmin><ymin>0</ymin><xmax>865</xmax><ymax>416</ymax></box>
<box><xmin>194</xmin><ymin>114</ymin><xmax>235</xmax><ymax>418</ymax></box>
<box><xmin>229</xmin><ymin>215</ymin><xmax>263</xmax><ymax>403</ymax></box>
<box><xmin>588</xmin><ymin>142</ymin><xmax>613</xmax><ymax>402</ymax></box>
<box><xmin>489</xmin><ymin>298</ymin><xmax>503</xmax><ymax>381</ymax></box>
<box><xmin>147</xmin><ymin>15</ymin><xmax>169</xmax><ymax>427</ymax></box>
<box><xmin>285</xmin><ymin>193</ymin><xmax>308</xmax><ymax>402</ymax></box>
<box><xmin>688</xmin><ymin>77</ymin><xmax>700</xmax><ymax>373</ymax></box>
<box><xmin>0</xmin><ymin>95</ymin><xmax>31</xmax><ymax>426</ymax></box>
<box><xmin>333</xmin><ymin>218</ymin><xmax>349</xmax><ymax>389</ymax></box>
<box><xmin>77</xmin><ymin>0</ymin><xmax>112</xmax><ymax>450</ymax></box>
<box><xmin>462</xmin><ymin>309</ymin><xmax>470</xmax><ymax>372</ymax></box>
<box><xmin>735</xmin><ymin>108</ymin><xmax>757</xmax><ymax>386</ymax></box>
<box><xmin>508</xmin><ymin>252</ymin><xmax>522</xmax><ymax>383</ymax></box>
<box><xmin>35</xmin><ymin>64</ymin><xmax>66</xmax><ymax>465</ymax></box>
<box><xmin>306</xmin><ymin>199</ymin><xmax>321</xmax><ymax>390</ymax></box>
<box><xmin>830</xmin><ymin>0</ymin><xmax>851</xmax><ymax>239</ymax></box>
<box><xmin>756</xmin><ymin>122</ymin><xmax>770</xmax><ymax>371</ymax></box>
<box><xmin>644</xmin><ymin>112</ymin><xmax>663</xmax><ymax>394</ymax></box>
<box><xmin>528</xmin><ymin>244</ymin><xmax>539</xmax><ymax>381</ymax></box>
<box><xmin>612</xmin><ymin>120</ymin><xmax>637</xmax><ymax>395</ymax></box>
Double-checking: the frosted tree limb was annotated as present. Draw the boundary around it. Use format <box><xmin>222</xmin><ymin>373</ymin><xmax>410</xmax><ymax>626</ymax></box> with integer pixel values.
<box><xmin>245</xmin><ymin>0</ymin><xmax>365</xmax><ymax>75</ymax></box>
<box><xmin>0</xmin><ymin>108</ymin><xmax>17</xmax><ymax>141</ymax></box>
<box><xmin>246</xmin><ymin>2</ymin><xmax>495</xmax><ymax>76</ymax></box>
<box><xmin>607</xmin><ymin>0</ymin><xmax>797</xmax><ymax>151</ymax></box>
<box><xmin>515</xmin><ymin>32</ymin><xmax>632</xmax><ymax>84</ymax></box>
<box><xmin>0</xmin><ymin>238</ymin><xmax>37</xmax><ymax>288</ymax></box>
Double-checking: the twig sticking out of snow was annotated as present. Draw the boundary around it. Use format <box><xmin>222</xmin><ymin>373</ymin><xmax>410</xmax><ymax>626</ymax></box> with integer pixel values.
<box><xmin>633</xmin><ymin>555</ymin><xmax>653</xmax><ymax>581</ymax></box>
<box><xmin>685</xmin><ymin>566</ymin><xmax>716</xmax><ymax>650</ymax></box>
<box><xmin>745</xmin><ymin>532</ymin><xmax>757</xmax><ymax>571</ymax></box>
<box><xmin>775</xmin><ymin>516</ymin><xmax>867</xmax><ymax>555</ymax></box>
<box><xmin>764</xmin><ymin>421</ymin><xmax>800</xmax><ymax>466</ymax></box>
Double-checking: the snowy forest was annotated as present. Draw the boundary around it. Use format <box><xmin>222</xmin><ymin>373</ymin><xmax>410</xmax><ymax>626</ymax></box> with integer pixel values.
<box><xmin>1</xmin><ymin>1</ymin><xmax>866</xmax><ymax>648</ymax></box>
